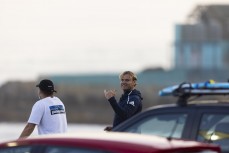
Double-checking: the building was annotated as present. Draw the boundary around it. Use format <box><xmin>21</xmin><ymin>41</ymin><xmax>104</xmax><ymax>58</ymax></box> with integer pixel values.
<box><xmin>175</xmin><ymin>5</ymin><xmax>229</xmax><ymax>70</ymax></box>
<box><xmin>40</xmin><ymin>5</ymin><xmax>229</xmax><ymax>87</ymax></box>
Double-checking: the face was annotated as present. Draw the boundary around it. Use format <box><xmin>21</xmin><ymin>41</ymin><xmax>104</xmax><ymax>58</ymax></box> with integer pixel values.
<box><xmin>120</xmin><ymin>74</ymin><xmax>136</xmax><ymax>91</ymax></box>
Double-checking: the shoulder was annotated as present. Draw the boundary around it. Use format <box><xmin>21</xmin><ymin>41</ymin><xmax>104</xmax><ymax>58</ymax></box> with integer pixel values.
<box><xmin>130</xmin><ymin>95</ymin><xmax>141</xmax><ymax>101</ymax></box>
<box><xmin>33</xmin><ymin>98</ymin><xmax>47</xmax><ymax>108</ymax></box>
<box><xmin>130</xmin><ymin>89</ymin><xmax>143</xmax><ymax>100</ymax></box>
<box><xmin>53</xmin><ymin>96</ymin><xmax>64</xmax><ymax>104</ymax></box>
<box><xmin>54</xmin><ymin>96</ymin><xmax>62</xmax><ymax>101</ymax></box>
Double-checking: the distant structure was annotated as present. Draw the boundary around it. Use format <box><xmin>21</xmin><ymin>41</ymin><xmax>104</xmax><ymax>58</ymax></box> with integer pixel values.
<box><xmin>39</xmin><ymin>5</ymin><xmax>229</xmax><ymax>87</ymax></box>
<box><xmin>175</xmin><ymin>4</ymin><xmax>229</xmax><ymax>70</ymax></box>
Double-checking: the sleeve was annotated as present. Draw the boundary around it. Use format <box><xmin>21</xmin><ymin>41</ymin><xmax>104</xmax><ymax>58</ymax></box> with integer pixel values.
<box><xmin>108</xmin><ymin>95</ymin><xmax>141</xmax><ymax>119</ymax></box>
<box><xmin>28</xmin><ymin>102</ymin><xmax>44</xmax><ymax>125</ymax></box>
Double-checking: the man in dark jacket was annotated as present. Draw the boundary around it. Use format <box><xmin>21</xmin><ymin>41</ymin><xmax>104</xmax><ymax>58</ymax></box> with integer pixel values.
<box><xmin>104</xmin><ymin>71</ymin><xmax>143</xmax><ymax>130</ymax></box>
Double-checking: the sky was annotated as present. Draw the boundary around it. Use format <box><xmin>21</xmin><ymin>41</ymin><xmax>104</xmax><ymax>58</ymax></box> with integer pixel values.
<box><xmin>0</xmin><ymin>0</ymin><xmax>229</xmax><ymax>84</ymax></box>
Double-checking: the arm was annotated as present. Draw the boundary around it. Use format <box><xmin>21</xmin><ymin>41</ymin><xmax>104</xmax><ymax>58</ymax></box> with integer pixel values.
<box><xmin>19</xmin><ymin>123</ymin><xmax>36</xmax><ymax>139</ymax></box>
<box><xmin>104</xmin><ymin>89</ymin><xmax>127</xmax><ymax>118</ymax></box>
<box><xmin>109</xmin><ymin>96</ymin><xmax>141</xmax><ymax>119</ymax></box>
<box><xmin>108</xmin><ymin>97</ymin><xmax>126</xmax><ymax>118</ymax></box>
<box><xmin>104</xmin><ymin>89</ymin><xmax>141</xmax><ymax>119</ymax></box>
<box><xmin>19</xmin><ymin>101</ymin><xmax>44</xmax><ymax>139</ymax></box>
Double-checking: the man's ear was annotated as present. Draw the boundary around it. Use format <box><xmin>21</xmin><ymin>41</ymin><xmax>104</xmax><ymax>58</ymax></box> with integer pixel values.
<box><xmin>134</xmin><ymin>80</ymin><xmax>137</xmax><ymax>86</ymax></box>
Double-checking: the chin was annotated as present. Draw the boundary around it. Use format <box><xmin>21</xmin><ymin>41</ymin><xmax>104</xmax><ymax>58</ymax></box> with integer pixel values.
<box><xmin>123</xmin><ymin>88</ymin><xmax>131</xmax><ymax>92</ymax></box>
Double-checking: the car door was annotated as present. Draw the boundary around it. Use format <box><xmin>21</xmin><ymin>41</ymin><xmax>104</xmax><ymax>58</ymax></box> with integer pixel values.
<box><xmin>113</xmin><ymin>106</ymin><xmax>197</xmax><ymax>140</ymax></box>
<box><xmin>193</xmin><ymin>106</ymin><xmax>229</xmax><ymax>153</ymax></box>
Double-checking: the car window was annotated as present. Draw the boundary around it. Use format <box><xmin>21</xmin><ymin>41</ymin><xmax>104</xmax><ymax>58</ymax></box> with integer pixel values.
<box><xmin>197</xmin><ymin>113</ymin><xmax>229</xmax><ymax>152</ymax></box>
<box><xmin>0</xmin><ymin>146</ymin><xmax>32</xmax><ymax>153</ymax></box>
<box><xmin>123</xmin><ymin>113</ymin><xmax>188</xmax><ymax>138</ymax></box>
<box><xmin>45</xmin><ymin>146</ymin><xmax>110</xmax><ymax>153</ymax></box>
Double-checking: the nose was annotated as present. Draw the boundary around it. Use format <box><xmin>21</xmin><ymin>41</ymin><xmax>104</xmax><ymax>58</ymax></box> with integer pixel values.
<box><xmin>121</xmin><ymin>80</ymin><xmax>127</xmax><ymax>84</ymax></box>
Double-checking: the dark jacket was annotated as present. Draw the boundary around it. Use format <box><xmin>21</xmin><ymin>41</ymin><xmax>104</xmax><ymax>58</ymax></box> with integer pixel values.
<box><xmin>108</xmin><ymin>89</ymin><xmax>143</xmax><ymax>127</ymax></box>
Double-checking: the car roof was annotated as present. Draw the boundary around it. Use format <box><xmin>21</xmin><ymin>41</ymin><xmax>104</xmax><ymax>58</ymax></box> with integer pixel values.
<box><xmin>0</xmin><ymin>132</ymin><xmax>220</xmax><ymax>152</ymax></box>
<box><xmin>145</xmin><ymin>100</ymin><xmax>229</xmax><ymax>111</ymax></box>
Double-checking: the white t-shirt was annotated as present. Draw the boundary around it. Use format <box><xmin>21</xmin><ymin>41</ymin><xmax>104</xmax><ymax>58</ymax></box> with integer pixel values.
<box><xmin>28</xmin><ymin>96</ymin><xmax>67</xmax><ymax>135</ymax></box>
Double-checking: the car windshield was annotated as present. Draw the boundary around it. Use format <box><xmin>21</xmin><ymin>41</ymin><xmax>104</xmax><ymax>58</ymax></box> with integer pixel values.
<box><xmin>123</xmin><ymin>113</ymin><xmax>187</xmax><ymax>139</ymax></box>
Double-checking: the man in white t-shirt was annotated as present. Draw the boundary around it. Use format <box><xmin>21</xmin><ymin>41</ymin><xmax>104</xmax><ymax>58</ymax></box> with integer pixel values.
<box><xmin>19</xmin><ymin>79</ymin><xmax>67</xmax><ymax>138</ymax></box>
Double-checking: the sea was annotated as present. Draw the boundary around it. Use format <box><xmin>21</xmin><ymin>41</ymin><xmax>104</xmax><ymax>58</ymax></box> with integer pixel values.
<box><xmin>0</xmin><ymin>122</ymin><xmax>106</xmax><ymax>142</ymax></box>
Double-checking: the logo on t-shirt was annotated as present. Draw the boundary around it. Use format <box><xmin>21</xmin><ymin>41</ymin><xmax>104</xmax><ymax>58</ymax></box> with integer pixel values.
<box><xmin>49</xmin><ymin>105</ymin><xmax>65</xmax><ymax>115</ymax></box>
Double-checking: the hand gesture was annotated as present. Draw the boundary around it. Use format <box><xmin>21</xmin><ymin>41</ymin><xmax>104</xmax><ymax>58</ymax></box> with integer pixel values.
<box><xmin>104</xmin><ymin>89</ymin><xmax>116</xmax><ymax>99</ymax></box>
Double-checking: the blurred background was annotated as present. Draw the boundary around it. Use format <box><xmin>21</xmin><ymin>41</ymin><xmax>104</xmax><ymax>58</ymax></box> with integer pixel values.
<box><xmin>0</xmin><ymin>0</ymin><xmax>229</xmax><ymax>140</ymax></box>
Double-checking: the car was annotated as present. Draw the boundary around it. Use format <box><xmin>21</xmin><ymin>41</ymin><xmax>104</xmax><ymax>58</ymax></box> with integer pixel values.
<box><xmin>0</xmin><ymin>132</ymin><xmax>221</xmax><ymax>153</ymax></box>
<box><xmin>112</xmin><ymin>81</ymin><xmax>229</xmax><ymax>153</ymax></box>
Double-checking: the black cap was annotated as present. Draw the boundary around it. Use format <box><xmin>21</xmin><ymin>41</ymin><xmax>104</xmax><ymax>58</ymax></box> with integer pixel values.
<box><xmin>36</xmin><ymin>79</ymin><xmax>57</xmax><ymax>93</ymax></box>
